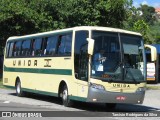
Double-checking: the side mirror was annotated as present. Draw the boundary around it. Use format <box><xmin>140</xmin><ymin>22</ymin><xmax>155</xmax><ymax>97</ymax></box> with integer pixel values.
<box><xmin>145</xmin><ymin>44</ymin><xmax>157</xmax><ymax>61</ymax></box>
<box><xmin>87</xmin><ymin>38</ymin><xmax>95</xmax><ymax>55</ymax></box>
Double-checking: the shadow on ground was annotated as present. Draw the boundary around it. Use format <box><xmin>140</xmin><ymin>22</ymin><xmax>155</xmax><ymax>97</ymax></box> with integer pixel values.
<box><xmin>9</xmin><ymin>92</ymin><xmax>160</xmax><ymax>113</ymax></box>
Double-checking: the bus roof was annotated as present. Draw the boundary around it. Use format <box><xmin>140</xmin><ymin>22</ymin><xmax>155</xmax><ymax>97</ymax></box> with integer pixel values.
<box><xmin>7</xmin><ymin>26</ymin><xmax>142</xmax><ymax>41</ymax></box>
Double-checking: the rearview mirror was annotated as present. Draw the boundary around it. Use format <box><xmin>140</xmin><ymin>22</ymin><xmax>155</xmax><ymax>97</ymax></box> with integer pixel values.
<box><xmin>87</xmin><ymin>38</ymin><xmax>95</xmax><ymax>55</ymax></box>
<box><xmin>145</xmin><ymin>44</ymin><xmax>157</xmax><ymax>61</ymax></box>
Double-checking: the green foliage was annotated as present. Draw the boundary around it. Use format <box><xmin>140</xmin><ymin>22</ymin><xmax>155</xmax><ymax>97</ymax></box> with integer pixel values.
<box><xmin>0</xmin><ymin>79</ymin><xmax>3</xmax><ymax>88</ymax></box>
<box><xmin>0</xmin><ymin>0</ymin><xmax>159</xmax><ymax>45</ymax></box>
<box><xmin>133</xmin><ymin>20</ymin><xmax>153</xmax><ymax>43</ymax></box>
<box><xmin>0</xmin><ymin>46</ymin><xmax>4</xmax><ymax>55</ymax></box>
<box><xmin>123</xmin><ymin>3</ymin><xmax>158</xmax><ymax>44</ymax></box>
<box><xmin>0</xmin><ymin>0</ymin><xmax>132</xmax><ymax>44</ymax></box>
<box><xmin>0</xmin><ymin>0</ymin><xmax>54</xmax><ymax>41</ymax></box>
<box><xmin>138</xmin><ymin>5</ymin><xmax>156</xmax><ymax>25</ymax></box>
<box><xmin>149</xmin><ymin>21</ymin><xmax>160</xmax><ymax>43</ymax></box>
<box><xmin>0</xmin><ymin>79</ymin><xmax>7</xmax><ymax>89</ymax></box>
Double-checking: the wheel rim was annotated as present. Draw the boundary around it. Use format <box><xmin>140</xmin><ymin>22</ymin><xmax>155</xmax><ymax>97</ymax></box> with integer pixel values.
<box><xmin>17</xmin><ymin>82</ymin><xmax>21</xmax><ymax>94</ymax></box>
<box><xmin>62</xmin><ymin>89</ymin><xmax>68</xmax><ymax>102</ymax></box>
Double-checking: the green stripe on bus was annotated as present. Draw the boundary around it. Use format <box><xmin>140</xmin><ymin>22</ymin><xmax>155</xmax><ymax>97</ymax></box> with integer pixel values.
<box><xmin>3</xmin><ymin>85</ymin><xmax>15</xmax><ymax>89</ymax></box>
<box><xmin>3</xmin><ymin>85</ymin><xmax>87</xmax><ymax>102</ymax></box>
<box><xmin>4</xmin><ymin>85</ymin><xmax>87</xmax><ymax>102</ymax></box>
<box><xmin>22</xmin><ymin>88</ymin><xmax>58</xmax><ymax>97</ymax></box>
<box><xmin>23</xmin><ymin>88</ymin><xmax>88</xmax><ymax>102</ymax></box>
<box><xmin>4</xmin><ymin>66</ymin><xmax>72</xmax><ymax>75</ymax></box>
<box><xmin>69</xmin><ymin>96</ymin><xmax>87</xmax><ymax>102</ymax></box>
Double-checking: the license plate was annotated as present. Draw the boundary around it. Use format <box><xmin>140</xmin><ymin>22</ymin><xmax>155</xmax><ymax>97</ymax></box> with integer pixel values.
<box><xmin>116</xmin><ymin>96</ymin><xmax>126</xmax><ymax>101</ymax></box>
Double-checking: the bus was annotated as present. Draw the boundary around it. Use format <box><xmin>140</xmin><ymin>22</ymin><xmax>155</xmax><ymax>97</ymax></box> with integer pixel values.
<box><xmin>3</xmin><ymin>26</ymin><xmax>156</xmax><ymax>108</ymax></box>
<box><xmin>145</xmin><ymin>44</ymin><xmax>159</xmax><ymax>83</ymax></box>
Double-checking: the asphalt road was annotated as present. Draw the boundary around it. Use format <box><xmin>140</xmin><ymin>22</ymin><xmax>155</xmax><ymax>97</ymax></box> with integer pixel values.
<box><xmin>0</xmin><ymin>88</ymin><xmax>160</xmax><ymax>120</ymax></box>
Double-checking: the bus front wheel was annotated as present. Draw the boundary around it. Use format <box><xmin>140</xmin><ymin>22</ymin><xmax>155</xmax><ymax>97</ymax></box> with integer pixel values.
<box><xmin>62</xmin><ymin>85</ymin><xmax>72</xmax><ymax>107</ymax></box>
<box><xmin>16</xmin><ymin>80</ymin><xmax>24</xmax><ymax>97</ymax></box>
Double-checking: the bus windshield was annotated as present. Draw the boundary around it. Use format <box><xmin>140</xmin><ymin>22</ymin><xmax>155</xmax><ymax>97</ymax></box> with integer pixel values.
<box><xmin>91</xmin><ymin>31</ymin><xmax>145</xmax><ymax>83</ymax></box>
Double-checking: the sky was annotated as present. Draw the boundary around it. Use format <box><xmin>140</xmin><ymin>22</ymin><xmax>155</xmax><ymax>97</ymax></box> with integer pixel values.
<box><xmin>133</xmin><ymin>0</ymin><xmax>160</xmax><ymax>8</ymax></box>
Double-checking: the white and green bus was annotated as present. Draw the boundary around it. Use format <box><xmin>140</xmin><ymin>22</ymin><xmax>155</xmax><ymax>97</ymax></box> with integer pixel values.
<box><xmin>3</xmin><ymin>26</ymin><xmax>156</xmax><ymax>108</ymax></box>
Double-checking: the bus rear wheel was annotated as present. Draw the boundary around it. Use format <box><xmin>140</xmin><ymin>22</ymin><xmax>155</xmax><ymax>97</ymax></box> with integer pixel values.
<box><xmin>62</xmin><ymin>85</ymin><xmax>72</xmax><ymax>107</ymax></box>
<box><xmin>16</xmin><ymin>80</ymin><xmax>24</xmax><ymax>97</ymax></box>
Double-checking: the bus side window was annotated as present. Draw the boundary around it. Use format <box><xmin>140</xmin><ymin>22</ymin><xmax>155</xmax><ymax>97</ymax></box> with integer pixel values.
<box><xmin>35</xmin><ymin>38</ymin><xmax>42</xmax><ymax>56</ymax></box>
<box><xmin>5</xmin><ymin>42</ymin><xmax>10</xmax><ymax>58</ymax></box>
<box><xmin>22</xmin><ymin>40</ymin><xmax>31</xmax><ymax>57</ymax></box>
<box><xmin>45</xmin><ymin>36</ymin><xmax>58</xmax><ymax>56</ymax></box>
<box><xmin>31</xmin><ymin>38</ymin><xmax>42</xmax><ymax>56</ymax></box>
<box><xmin>15</xmin><ymin>41</ymin><xmax>22</xmax><ymax>57</ymax></box>
<box><xmin>12</xmin><ymin>42</ymin><xmax>17</xmax><ymax>57</ymax></box>
<box><xmin>57</xmin><ymin>33</ymin><xmax>72</xmax><ymax>56</ymax></box>
<box><xmin>57</xmin><ymin>35</ymin><xmax>64</xmax><ymax>55</ymax></box>
<box><xmin>41</xmin><ymin>37</ymin><xmax>48</xmax><ymax>56</ymax></box>
<box><xmin>30</xmin><ymin>39</ymin><xmax>35</xmax><ymax>56</ymax></box>
<box><xmin>65</xmin><ymin>34</ymin><xmax>72</xmax><ymax>55</ymax></box>
<box><xmin>8</xmin><ymin>42</ymin><xmax>14</xmax><ymax>57</ymax></box>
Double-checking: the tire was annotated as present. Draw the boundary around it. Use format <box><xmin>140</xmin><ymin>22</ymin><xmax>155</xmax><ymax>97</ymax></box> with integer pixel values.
<box><xmin>105</xmin><ymin>103</ymin><xmax>117</xmax><ymax>110</ymax></box>
<box><xmin>16</xmin><ymin>80</ymin><xmax>24</xmax><ymax>97</ymax></box>
<box><xmin>61</xmin><ymin>85</ymin><xmax>73</xmax><ymax>107</ymax></box>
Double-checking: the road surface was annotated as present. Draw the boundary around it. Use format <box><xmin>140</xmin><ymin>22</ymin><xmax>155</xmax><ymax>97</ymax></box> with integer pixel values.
<box><xmin>0</xmin><ymin>88</ymin><xmax>159</xmax><ymax>119</ymax></box>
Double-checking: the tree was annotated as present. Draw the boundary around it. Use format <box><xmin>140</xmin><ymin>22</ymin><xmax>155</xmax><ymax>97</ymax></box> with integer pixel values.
<box><xmin>62</xmin><ymin>0</ymin><xmax>132</xmax><ymax>28</ymax></box>
<box><xmin>133</xmin><ymin>20</ymin><xmax>153</xmax><ymax>43</ymax></box>
<box><xmin>0</xmin><ymin>0</ymin><xmax>133</xmax><ymax>46</ymax></box>
<box><xmin>123</xmin><ymin>3</ymin><xmax>157</xmax><ymax>43</ymax></box>
<box><xmin>0</xmin><ymin>0</ymin><xmax>53</xmax><ymax>41</ymax></box>
<box><xmin>138</xmin><ymin>4</ymin><xmax>156</xmax><ymax>25</ymax></box>
<box><xmin>149</xmin><ymin>21</ymin><xmax>160</xmax><ymax>43</ymax></box>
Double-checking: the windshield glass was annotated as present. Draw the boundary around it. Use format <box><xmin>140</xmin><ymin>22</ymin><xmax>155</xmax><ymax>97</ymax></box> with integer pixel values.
<box><xmin>91</xmin><ymin>31</ymin><xmax>122</xmax><ymax>81</ymax></box>
<box><xmin>121</xmin><ymin>34</ymin><xmax>145</xmax><ymax>82</ymax></box>
<box><xmin>91</xmin><ymin>31</ymin><xmax>145</xmax><ymax>83</ymax></box>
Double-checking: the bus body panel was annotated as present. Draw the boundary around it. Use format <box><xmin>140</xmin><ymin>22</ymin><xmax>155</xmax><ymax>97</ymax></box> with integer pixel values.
<box><xmin>87</xmin><ymin>87</ymin><xmax>145</xmax><ymax>104</ymax></box>
<box><xmin>3</xmin><ymin>56</ymin><xmax>77</xmax><ymax>97</ymax></box>
<box><xmin>89</xmin><ymin>78</ymin><xmax>146</xmax><ymax>93</ymax></box>
<box><xmin>87</xmin><ymin>79</ymin><xmax>146</xmax><ymax>103</ymax></box>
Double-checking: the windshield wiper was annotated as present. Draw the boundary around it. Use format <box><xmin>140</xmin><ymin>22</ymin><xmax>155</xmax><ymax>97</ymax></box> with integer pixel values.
<box><xmin>124</xmin><ymin>68</ymin><xmax>139</xmax><ymax>84</ymax></box>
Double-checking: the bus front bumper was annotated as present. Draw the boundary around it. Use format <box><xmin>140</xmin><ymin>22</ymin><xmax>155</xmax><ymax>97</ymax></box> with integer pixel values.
<box><xmin>87</xmin><ymin>87</ymin><xmax>145</xmax><ymax>104</ymax></box>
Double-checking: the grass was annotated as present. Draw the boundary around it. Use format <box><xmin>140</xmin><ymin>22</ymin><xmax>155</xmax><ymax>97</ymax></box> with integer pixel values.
<box><xmin>0</xmin><ymin>78</ymin><xmax>5</xmax><ymax>89</ymax></box>
<box><xmin>146</xmin><ymin>85</ymin><xmax>160</xmax><ymax>90</ymax></box>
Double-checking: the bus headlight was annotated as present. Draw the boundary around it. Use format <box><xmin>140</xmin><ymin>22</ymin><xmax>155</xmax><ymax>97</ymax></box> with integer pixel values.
<box><xmin>90</xmin><ymin>83</ymin><xmax>105</xmax><ymax>90</ymax></box>
<box><xmin>136</xmin><ymin>87</ymin><xmax>146</xmax><ymax>93</ymax></box>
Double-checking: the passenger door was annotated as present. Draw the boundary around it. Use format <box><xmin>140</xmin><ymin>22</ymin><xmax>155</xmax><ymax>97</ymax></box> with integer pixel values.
<box><xmin>74</xmin><ymin>31</ymin><xmax>89</xmax><ymax>100</ymax></box>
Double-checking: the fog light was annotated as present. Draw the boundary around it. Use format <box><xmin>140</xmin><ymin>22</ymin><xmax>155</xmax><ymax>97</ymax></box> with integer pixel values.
<box><xmin>93</xmin><ymin>99</ymin><xmax>97</xmax><ymax>102</ymax></box>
